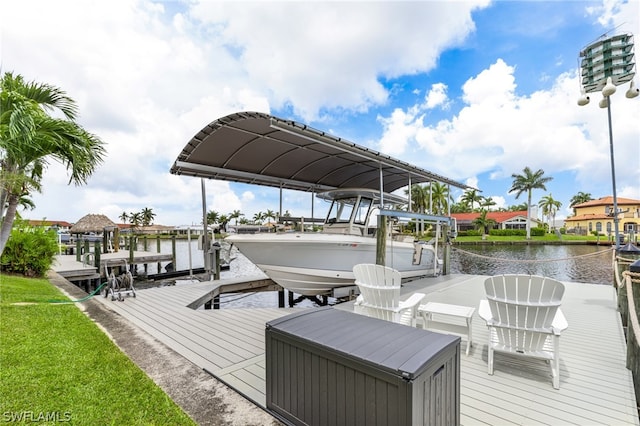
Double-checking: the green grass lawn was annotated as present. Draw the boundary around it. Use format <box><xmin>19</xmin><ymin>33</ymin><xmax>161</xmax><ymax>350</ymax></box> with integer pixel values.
<box><xmin>0</xmin><ymin>275</ymin><xmax>195</xmax><ymax>425</ymax></box>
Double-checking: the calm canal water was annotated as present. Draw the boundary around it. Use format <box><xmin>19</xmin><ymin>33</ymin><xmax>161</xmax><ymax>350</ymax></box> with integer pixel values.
<box><xmin>449</xmin><ymin>244</ymin><xmax>613</xmax><ymax>285</ymax></box>
<box><xmin>147</xmin><ymin>239</ymin><xmax>614</xmax><ymax>285</ymax></box>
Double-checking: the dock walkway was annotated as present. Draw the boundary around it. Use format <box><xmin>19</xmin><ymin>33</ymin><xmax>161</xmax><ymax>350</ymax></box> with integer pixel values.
<box><xmin>93</xmin><ymin>274</ymin><xmax>639</xmax><ymax>425</ymax></box>
<box><xmin>53</xmin><ymin>252</ymin><xmax>174</xmax><ymax>283</ymax></box>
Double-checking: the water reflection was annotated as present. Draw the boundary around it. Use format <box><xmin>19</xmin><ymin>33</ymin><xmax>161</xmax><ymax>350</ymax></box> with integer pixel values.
<box><xmin>450</xmin><ymin>244</ymin><xmax>613</xmax><ymax>285</ymax></box>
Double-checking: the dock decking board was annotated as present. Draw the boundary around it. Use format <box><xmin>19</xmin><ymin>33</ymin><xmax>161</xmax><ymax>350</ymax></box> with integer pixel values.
<box><xmin>91</xmin><ymin>274</ymin><xmax>639</xmax><ymax>425</ymax></box>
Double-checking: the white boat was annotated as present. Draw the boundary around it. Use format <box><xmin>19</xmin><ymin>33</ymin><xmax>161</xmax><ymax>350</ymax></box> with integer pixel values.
<box><xmin>226</xmin><ymin>189</ymin><xmax>439</xmax><ymax>296</ymax></box>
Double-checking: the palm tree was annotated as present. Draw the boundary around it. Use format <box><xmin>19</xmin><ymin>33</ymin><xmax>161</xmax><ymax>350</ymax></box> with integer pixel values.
<box><xmin>229</xmin><ymin>210</ymin><xmax>243</xmax><ymax>225</ymax></box>
<box><xmin>570</xmin><ymin>191</ymin><xmax>592</xmax><ymax>207</ymax></box>
<box><xmin>206</xmin><ymin>210</ymin><xmax>219</xmax><ymax>227</ymax></box>
<box><xmin>472</xmin><ymin>210</ymin><xmax>497</xmax><ymax>235</ymax></box>
<box><xmin>0</xmin><ymin>72</ymin><xmax>106</xmax><ymax>255</ymax></box>
<box><xmin>218</xmin><ymin>214</ymin><xmax>230</xmax><ymax>232</ymax></box>
<box><xmin>405</xmin><ymin>184</ymin><xmax>430</xmax><ymax>213</ymax></box>
<box><xmin>405</xmin><ymin>184</ymin><xmax>431</xmax><ymax>235</ymax></box>
<box><xmin>281</xmin><ymin>210</ymin><xmax>292</xmax><ymax>225</ymax></box>
<box><xmin>449</xmin><ymin>201</ymin><xmax>468</xmax><ymax>213</ymax></box>
<box><xmin>509</xmin><ymin>167</ymin><xmax>553</xmax><ymax>239</ymax></box>
<box><xmin>461</xmin><ymin>189</ymin><xmax>482</xmax><ymax>211</ymax></box>
<box><xmin>119</xmin><ymin>212</ymin><xmax>129</xmax><ymax>223</ymax></box>
<box><xmin>508</xmin><ymin>203</ymin><xmax>529</xmax><ymax>212</ymax></box>
<box><xmin>129</xmin><ymin>212</ymin><xmax>142</xmax><ymax>230</ymax></box>
<box><xmin>538</xmin><ymin>194</ymin><xmax>562</xmax><ymax>232</ymax></box>
<box><xmin>264</xmin><ymin>209</ymin><xmax>277</xmax><ymax>225</ymax></box>
<box><xmin>480</xmin><ymin>196</ymin><xmax>497</xmax><ymax>211</ymax></box>
<box><xmin>430</xmin><ymin>182</ymin><xmax>452</xmax><ymax>215</ymax></box>
<box><xmin>569</xmin><ymin>191</ymin><xmax>592</xmax><ymax>215</ymax></box>
<box><xmin>253</xmin><ymin>212</ymin><xmax>264</xmax><ymax>224</ymax></box>
<box><xmin>141</xmin><ymin>207</ymin><xmax>155</xmax><ymax>226</ymax></box>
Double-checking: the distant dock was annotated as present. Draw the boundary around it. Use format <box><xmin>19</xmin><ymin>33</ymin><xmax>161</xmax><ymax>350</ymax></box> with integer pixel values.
<box><xmin>52</xmin><ymin>251</ymin><xmax>174</xmax><ymax>289</ymax></box>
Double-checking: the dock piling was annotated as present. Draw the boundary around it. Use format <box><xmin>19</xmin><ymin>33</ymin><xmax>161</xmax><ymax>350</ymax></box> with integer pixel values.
<box><xmin>94</xmin><ymin>242</ymin><xmax>101</xmax><ymax>268</ymax></box>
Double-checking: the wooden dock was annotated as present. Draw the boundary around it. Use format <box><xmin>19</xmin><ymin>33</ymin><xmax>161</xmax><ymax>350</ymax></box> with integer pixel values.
<box><xmin>52</xmin><ymin>252</ymin><xmax>174</xmax><ymax>282</ymax></box>
<box><xmin>91</xmin><ymin>274</ymin><xmax>639</xmax><ymax>425</ymax></box>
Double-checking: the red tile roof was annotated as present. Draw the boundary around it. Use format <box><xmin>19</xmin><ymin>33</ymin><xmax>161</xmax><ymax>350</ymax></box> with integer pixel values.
<box><xmin>573</xmin><ymin>196</ymin><xmax>640</xmax><ymax>208</ymax></box>
<box><xmin>564</xmin><ymin>213</ymin><xmax>610</xmax><ymax>222</ymax></box>
<box><xmin>450</xmin><ymin>211</ymin><xmax>528</xmax><ymax>223</ymax></box>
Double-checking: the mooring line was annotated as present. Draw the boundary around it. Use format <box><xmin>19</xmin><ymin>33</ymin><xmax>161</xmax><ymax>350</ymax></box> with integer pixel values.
<box><xmin>452</xmin><ymin>246</ymin><xmax>614</xmax><ymax>263</ymax></box>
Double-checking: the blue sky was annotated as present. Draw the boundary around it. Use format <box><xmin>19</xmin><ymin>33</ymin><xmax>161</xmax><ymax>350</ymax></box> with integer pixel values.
<box><xmin>2</xmin><ymin>0</ymin><xmax>639</xmax><ymax>226</ymax></box>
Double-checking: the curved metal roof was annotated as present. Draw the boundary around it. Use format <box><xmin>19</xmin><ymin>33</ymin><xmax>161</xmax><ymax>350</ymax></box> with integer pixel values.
<box><xmin>170</xmin><ymin>111</ymin><xmax>470</xmax><ymax>193</ymax></box>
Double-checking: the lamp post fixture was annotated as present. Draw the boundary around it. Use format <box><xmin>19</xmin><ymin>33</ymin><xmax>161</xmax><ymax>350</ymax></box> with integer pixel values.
<box><xmin>578</xmin><ymin>32</ymin><xmax>638</xmax><ymax>251</ymax></box>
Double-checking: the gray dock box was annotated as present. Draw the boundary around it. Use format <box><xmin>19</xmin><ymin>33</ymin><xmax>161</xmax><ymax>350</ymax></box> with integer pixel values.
<box><xmin>265</xmin><ymin>307</ymin><xmax>460</xmax><ymax>426</ymax></box>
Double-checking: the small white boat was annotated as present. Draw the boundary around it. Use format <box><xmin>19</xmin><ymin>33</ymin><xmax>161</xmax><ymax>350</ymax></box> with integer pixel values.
<box><xmin>226</xmin><ymin>189</ymin><xmax>439</xmax><ymax>296</ymax></box>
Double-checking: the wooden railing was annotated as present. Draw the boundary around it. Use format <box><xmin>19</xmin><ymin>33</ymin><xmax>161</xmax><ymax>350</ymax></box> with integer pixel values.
<box><xmin>614</xmin><ymin>251</ymin><xmax>640</xmax><ymax>408</ymax></box>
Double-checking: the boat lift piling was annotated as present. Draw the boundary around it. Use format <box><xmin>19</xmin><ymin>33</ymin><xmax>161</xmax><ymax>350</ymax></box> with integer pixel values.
<box><xmin>376</xmin><ymin>209</ymin><xmax>455</xmax><ymax>275</ymax></box>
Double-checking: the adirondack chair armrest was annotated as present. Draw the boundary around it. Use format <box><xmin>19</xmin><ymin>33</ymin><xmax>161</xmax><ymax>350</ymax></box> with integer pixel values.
<box><xmin>552</xmin><ymin>308</ymin><xmax>568</xmax><ymax>333</ymax></box>
<box><xmin>353</xmin><ymin>295</ymin><xmax>365</xmax><ymax>315</ymax></box>
<box><xmin>399</xmin><ymin>292</ymin><xmax>426</xmax><ymax>310</ymax></box>
<box><xmin>378</xmin><ymin>293</ymin><xmax>425</xmax><ymax>314</ymax></box>
<box><xmin>395</xmin><ymin>293</ymin><xmax>425</xmax><ymax>327</ymax></box>
<box><xmin>478</xmin><ymin>299</ymin><xmax>491</xmax><ymax>322</ymax></box>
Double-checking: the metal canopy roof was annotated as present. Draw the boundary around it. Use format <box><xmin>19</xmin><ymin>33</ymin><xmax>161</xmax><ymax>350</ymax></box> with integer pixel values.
<box><xmin>170</xmin><ymin>111</ymin><xmax>470</xmax><ymax>193</ymax></box>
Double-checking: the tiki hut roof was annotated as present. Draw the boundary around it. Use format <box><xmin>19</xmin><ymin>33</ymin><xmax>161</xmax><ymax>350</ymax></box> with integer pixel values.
<box><xmin>69</xmin><ymin>214</ymin><xmax>117</xmax><ymax>234</ymax></box>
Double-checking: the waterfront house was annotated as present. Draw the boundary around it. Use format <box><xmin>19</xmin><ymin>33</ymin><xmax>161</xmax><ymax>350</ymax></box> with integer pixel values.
<box><xmin>27</xmin><ymin>220</ymin><xmax>73</xmax><ymax>233</ymax></box>
<box><xmin>564</xmin><ymin>195</ymin><xmax>640</xmax><ymax>237</ymax></box>
<box><xmin>450</xmin><ymin>210</ymin><xmax>541</xmax><ymax>233</ymax></box>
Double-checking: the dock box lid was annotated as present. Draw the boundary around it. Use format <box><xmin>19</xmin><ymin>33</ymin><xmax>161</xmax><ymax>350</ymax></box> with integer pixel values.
<box><xmin>266</xmin><ymin>307</ymin><xmax>459</xmax><ymax>380</ymax></box>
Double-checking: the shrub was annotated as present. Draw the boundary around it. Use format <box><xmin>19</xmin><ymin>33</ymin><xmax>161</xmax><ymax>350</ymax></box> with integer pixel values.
<box><xmin>0</xmin><ymin>221</ymin><xmax>58</xmax><ymax>277</ymax></box>
<box><xmin>489</xmin><ymin>229</ymin><xmax>526</xmax><ymax>236</ymax></box>
<box><xmin>531</xmin><ymin>227</ymin><xmax>546</xmax><ymax>236</ymax></box>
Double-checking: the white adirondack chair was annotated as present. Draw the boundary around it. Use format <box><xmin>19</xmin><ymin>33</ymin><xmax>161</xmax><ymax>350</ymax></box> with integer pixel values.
<box><xmin>352</xmin><ymin>263</ymin><xmax>424</xmax><ymax>327</ymax></box>
<box><xmin>478</xmin><ymin>274</ymin><xmax>568</xmax><ymax>389</ymax></box>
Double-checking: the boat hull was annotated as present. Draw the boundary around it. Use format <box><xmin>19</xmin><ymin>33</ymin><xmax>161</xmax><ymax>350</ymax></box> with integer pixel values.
<box><xmin>225</xmin><ymin>233</ymin><xmax>438</xmax><ymax>296</ymax></box>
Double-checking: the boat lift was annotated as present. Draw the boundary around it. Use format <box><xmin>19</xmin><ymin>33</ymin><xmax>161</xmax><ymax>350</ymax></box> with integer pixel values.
<box><xmin>103</xmin><ymin>260</ymin><xmax>136</xmax><ymax>301</ymax></box>
<box><xmin>377</xmin><ymin>209</ymin><xmax>457</xmax><ymax>275</ymax></box>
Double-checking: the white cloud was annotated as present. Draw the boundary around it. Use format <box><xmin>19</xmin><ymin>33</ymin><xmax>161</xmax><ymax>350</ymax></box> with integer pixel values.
<box><xmin>462</xmin><ymin>59</ymin><xmax>517</xmax><ymax>106</ymax></box>
<box><xmin>188</xmin><ymin>0</ymin><xmax>488</xmax><ymax>121</ymax></box>
<box><xmin>376</xmin><ymin>59</ymin><xmax>639</xmax><ymax>200</ymax></box>
<box><xmin>377</xmin><ymin>108</ymin><xmax>424</xmax><ymax>155</ymax></box>
<box><xmin>488</xmin><ymin>196</ymin><xmax>507</xmax><ymax>210</ymax></box>
<box><xmin>423</xmin><ymin>83</ymin><xmax>450</xmax><ymax>110</ymax></box>
<box><xmin>465</xmin><ymin>176</ymin><xmax>479</xmax><ymax>190</ymax></box>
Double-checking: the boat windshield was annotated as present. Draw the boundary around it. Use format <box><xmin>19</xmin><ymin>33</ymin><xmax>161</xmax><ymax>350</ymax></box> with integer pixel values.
<box><xmin>326</xmin><ymin>197</ymin><xmax>356</xmax><ymax>223</ymax></box>
<box><xmin>354</xmin><ymin>197</ymin><xmax>372</xmax><ymax>224</ymax></box>
<box><xmin>325</xmin><ymin>196</ymin><xmax>373</xmax><ymax>225</ymax></box>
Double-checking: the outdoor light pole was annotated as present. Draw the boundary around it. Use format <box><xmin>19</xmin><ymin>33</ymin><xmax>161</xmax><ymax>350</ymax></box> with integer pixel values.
<box><xmin>604</xmin><ymin>89</ymin><xmax>620</xmax><ymax>250</ymax></box>
<box><xmin>578</xmin><ymin>32</ymin><xmax>639</xmax><ymax>251</ymax></box>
